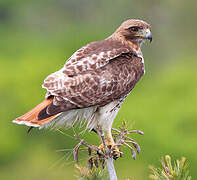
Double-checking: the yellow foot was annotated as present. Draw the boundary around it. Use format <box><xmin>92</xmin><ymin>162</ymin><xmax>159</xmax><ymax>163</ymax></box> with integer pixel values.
<box><xmin>98</xmin><ymin>138</ymin><xmax>122</xmax><ymax>160</ymax></box>
<box><xmin>111</xmin><ymin>145</ymin><xmax>122</xmax><ymax>160</ymax></box>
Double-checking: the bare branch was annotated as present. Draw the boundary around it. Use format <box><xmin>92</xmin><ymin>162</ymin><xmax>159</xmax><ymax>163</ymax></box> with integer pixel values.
<box><xmin>128</xmin><ymin>130</ymin><xmax>144</xmax><ymax>135</ymax></box>
<box><xmin>124</xmin><ymin>143</ymin><xmax>137</xmax><ymax>160</ymax></box>
<box><xmin>125</xmin><ymin>140</ymin><xmax>141</xmax><ymax>154</ymax></box>
<box><xmin>73</xmin><ymin>123</ymin><xmax>143</xmax><ymax>180</ymax></box>
<box><xmin>106</xmin><ymin>158</ymin><xmax>117</xmax><ymax>180</ymax></box>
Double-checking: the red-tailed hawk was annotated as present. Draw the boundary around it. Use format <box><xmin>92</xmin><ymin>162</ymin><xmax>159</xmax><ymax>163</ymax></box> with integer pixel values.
<box><xmin>13</xmin><ymin>19</ymin><xmax>152</xmax><ymax>156</ymax></box>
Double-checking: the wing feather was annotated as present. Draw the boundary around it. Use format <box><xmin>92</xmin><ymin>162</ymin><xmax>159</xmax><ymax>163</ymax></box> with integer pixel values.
<box><xmin>42</xmin><ymin>54</ymin><xmax>144</xmax><ymax>115</ymax></box>
<box><xmin>42</xmin><ymin>39</ymin><xmax>131</xmax><ymax>93</ymax></box>
<box><xmin>41</xmin><ymin>39</ymin><xmax>143</xmax><ymax>115</ymax></box>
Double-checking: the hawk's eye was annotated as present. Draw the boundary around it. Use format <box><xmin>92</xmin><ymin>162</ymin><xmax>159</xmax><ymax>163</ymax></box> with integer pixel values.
<box><xmin>129</xmin><ymin>26</ymin><xmax>139</xmax><ymax>32</ymax></box>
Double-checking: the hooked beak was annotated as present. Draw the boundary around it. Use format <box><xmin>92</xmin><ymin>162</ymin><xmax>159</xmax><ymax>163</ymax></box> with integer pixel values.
<box><xmin>145</xmin><ymin>29</ymin><xmax>152</xmax><ymax>43</ymax></box>
<box><xmin>134</xmin><ymin>28</ymin><xmax>152</xmax><ymax>43</ymax></box>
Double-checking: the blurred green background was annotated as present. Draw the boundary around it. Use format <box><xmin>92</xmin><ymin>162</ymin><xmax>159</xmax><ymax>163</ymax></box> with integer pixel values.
<box><xmin>0</xmin><ymin>0</ymin><xmax>197</xmax><ymax>179</ymax></box>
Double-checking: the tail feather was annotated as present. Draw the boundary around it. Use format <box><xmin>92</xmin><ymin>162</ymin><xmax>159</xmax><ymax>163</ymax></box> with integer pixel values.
<box><xmin>13</xmin><ymin>98</ymin><xmax>58</xmax><ymax>127</ymax></box>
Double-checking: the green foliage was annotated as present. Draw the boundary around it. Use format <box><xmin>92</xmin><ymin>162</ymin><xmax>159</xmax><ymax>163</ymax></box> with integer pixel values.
<box><xmin>149</xmin><ymin>155</ymin><xmax>191</xmax><ymax>180</ymax></box>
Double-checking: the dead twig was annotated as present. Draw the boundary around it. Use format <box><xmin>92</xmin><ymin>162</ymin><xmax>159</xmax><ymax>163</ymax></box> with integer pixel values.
<box><xmin>73</xmin><ymin>122</ymin><xmax>144</xmax><ymax>180</ymax></box>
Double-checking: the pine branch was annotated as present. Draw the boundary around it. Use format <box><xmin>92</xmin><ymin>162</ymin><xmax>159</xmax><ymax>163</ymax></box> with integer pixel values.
<box><xmin>73</xmin><ymin>121</ymin><xmax>144</xmax><ymax>180</ymax></box>
<box><xmin>149</xmin><ymin>155</ymin><xmax>192</xmax><ymax>180</ymax></box>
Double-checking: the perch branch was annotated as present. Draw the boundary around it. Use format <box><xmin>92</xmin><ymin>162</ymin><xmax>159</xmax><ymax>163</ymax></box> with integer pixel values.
<box><xmin>105</xmin><ymin>157</ymin><xmax>117</xmax><ymax>180</ymax></box>
<box><xmin>73</xmin><ymin>122</ymin><xmax>144</xmax><ymax>180</ymax></box>
<box><xmin>96</xmin><ymin>126</ymin><xmax>118</xmax><ymax>180</ymax></box>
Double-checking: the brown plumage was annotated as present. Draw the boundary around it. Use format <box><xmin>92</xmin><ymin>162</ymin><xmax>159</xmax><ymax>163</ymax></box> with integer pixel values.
<box><xmin>13</xmin><ymin>19</ymin><xmax>152</xmax><ymax>131</ymax></box>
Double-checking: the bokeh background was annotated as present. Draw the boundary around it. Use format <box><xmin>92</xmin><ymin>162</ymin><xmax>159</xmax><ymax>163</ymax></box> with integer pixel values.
<box><xmin>0</xmin><ymin>0</ymin><xmax>197</xmax><ymax>179</ymax></box>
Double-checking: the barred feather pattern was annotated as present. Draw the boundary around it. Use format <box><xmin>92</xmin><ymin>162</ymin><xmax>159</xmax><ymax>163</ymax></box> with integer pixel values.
<box><xmin>13</xmin><ymin>19</ymin><xmax>151</xmax><ymax>131</ymax></box>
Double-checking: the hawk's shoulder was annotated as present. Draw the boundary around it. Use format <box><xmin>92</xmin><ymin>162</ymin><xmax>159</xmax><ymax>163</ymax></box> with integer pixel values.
<box><xmin>62</xmin><ymin>39</ymin><xmax>132</xmax><ymax>76</ymax></box>
<box><xmin>42</xmin><ymin>38</ymin><xmax>135</xmax><ymax>92</ymax></box>
<box><xmin>42</xmin><ymin>38</ymin><xmax>140</xmax><ymax>108</ymax></box>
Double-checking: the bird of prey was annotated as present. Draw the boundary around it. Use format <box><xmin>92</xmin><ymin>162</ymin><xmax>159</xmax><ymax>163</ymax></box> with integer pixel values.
<box><xmin>13</xmin><ymin>19</ymin><xmax>152</xmax><ymax>157</ymax></box>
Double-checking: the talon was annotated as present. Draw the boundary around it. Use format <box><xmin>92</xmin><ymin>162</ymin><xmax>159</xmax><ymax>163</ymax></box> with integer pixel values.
<box><xmin>97</xmin><ymin>128</ymin><xmax>125</xmax><ymax>160</ymax></box>
<box><xmin>113</xmin><ymin>154</ymin><xmax>118</xmax><ymax>160</ymax></box>
<box><xmin>112</xmin><ymin>145</ymin><xmax>122</xmax><ymax>160</ymax></box>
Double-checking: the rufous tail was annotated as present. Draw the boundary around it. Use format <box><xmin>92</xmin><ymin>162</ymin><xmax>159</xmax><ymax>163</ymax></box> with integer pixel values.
<box><xmin>13</xmin><ymin>98</ymin><xmax>57</xmax><ymax>127</ymax></box>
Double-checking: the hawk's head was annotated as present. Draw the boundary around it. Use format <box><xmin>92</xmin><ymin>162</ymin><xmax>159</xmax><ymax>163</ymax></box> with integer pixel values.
<box><xmin>115</xmin><ymin>19</ymin><xmax>152</xmax><ymax>46</ymax></box>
